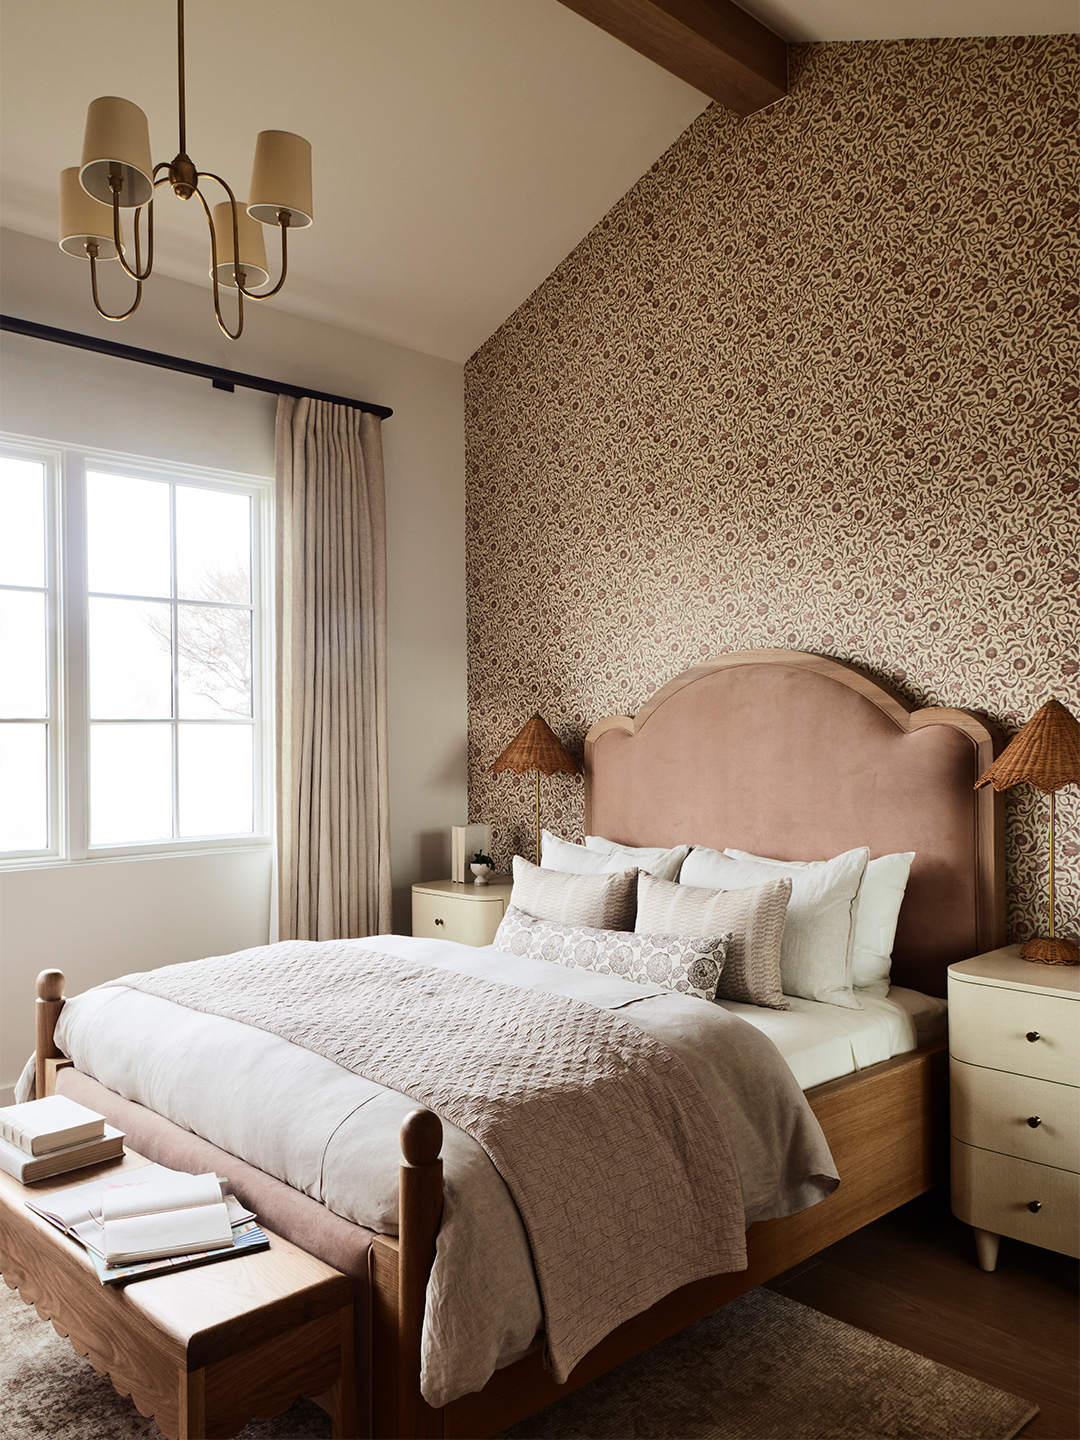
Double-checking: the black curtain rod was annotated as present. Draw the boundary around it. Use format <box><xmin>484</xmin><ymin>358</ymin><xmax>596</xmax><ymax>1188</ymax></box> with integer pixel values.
<box><xmin>1</xmin><ymin>314</ymin><xmax>393</xmax><ymax>420</ymax></box>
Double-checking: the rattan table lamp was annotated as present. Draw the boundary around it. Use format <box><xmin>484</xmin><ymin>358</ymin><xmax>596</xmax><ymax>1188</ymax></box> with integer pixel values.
<box><xmin>490</xmin><ymin>714</ymin><xmax>580</xmax><ymax>866</ymax></box>
<box><xmin>975</xmin><ymin>696</ymin><xmax>1080</xmax><ymax>965</ymax></box>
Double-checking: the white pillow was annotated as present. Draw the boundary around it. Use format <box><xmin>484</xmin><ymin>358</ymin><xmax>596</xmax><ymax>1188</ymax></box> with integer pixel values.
<box><xmin>584</xmin><ymin>835</ymin><xmax>692</xmax><ymax>882</ymax></box>
<box><xmin>541</xmin><ymin>831</ymin><xmax>629</xmax><ymax>876</ymax></box>
<box><xmin>724</xmin><ymin>848</ymin><xmax>914</xmax><ymax>996</ymax></box>
<box><xmin>679</xmin><ymin>846</ymin><xmax>868</xmax><ymax>1010</ymax></box>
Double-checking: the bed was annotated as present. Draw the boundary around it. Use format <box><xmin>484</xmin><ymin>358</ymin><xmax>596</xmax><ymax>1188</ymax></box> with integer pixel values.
<box><xmin>25</xmin><ymin>649</ymin><xmax>1005</xmax><ymax>1440</ymax></box>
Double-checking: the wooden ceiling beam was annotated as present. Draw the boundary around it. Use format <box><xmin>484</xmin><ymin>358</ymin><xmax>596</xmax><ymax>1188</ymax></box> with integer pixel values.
<box><xmin>557</xmin><ymin>0</ymin><xmax>787</xmax><ymax>116</ymax></box>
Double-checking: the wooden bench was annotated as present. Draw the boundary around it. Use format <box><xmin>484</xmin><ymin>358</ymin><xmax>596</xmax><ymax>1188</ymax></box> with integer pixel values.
<box><xmin>0</xmin><ymin>1148</ymin><xmax>355</xmax><ymax>1440</ymax></box>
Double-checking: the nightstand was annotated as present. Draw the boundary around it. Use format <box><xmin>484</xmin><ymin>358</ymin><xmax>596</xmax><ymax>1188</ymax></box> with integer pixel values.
<box><xmin>411</xmin><ymin>877</ymin><xmax>514</xmax><ymax>947</ymax></box>
<box><xmin>948</xmin><ymin>945</ymin><xmax>1079</xmax><ymax>1271</ymax></box>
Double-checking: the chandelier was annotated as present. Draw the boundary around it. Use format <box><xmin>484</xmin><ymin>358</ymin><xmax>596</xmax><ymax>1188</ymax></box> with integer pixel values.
<box><xmin>58</xmin><ymin>0</ymin><xmax>312</xmax><ymax>340</ymax></box>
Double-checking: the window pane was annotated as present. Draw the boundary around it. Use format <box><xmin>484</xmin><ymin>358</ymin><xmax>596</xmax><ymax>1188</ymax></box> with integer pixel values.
<box><xmin>90</xmin><ymin>597</ymin><xmax>173</xmax><ymax>719</ymax></box>
<box><xmin>90</xmin><ymin>723</ymin><xmax>172</xmax><ymax>844</ymax></box>
<box><xmin>177</xmin><ymin>604</ymin><xmax>251</xmax><ymax>718</ymax></box>
<box><xmin>179</xmin><ymin>724</ymin><xmax>253</xmax><ymax>836</ymax></box>
<box><xmin>87</xmin><ymin>471</ymin><xmax>171</xmax><ymax>598</ymax></box>
<box><xmin>0</xmin><ymin>723</ymin><xmax>48</xmax><ymax>851</ymax></box>
<box><xmin>0</xmin><ymin>457</ymin><xmax>46</xmax><ymax>587</ymax></box>
<box><xmin>176</xmin><ymin>487</ymin><xmax>251</xmax><ymax>603</ymax></box>
<box><xmin>0</xmin><ymin>590</ymin><xmax>47</xmax><ymax>718</ymax></box>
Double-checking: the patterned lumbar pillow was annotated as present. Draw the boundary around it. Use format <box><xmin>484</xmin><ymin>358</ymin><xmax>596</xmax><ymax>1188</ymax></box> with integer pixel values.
<box><xmin>510</xmin><ymin>854</ymin><xmax>638</xmax><ymax>931</ymax></box>
<box><xmin>636</xmin><ymin>871</ymin><xmax>792</xmax><ymax>1011</ymax></box>
<box><xmin>493</xmin><ymin>904</ymin><xmax>730</xmax><ymax>1002</ymax></box>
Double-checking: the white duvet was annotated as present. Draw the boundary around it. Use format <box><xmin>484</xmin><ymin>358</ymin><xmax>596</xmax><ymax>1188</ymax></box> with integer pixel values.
<box><xmin>49</xmin><ymin>934</ymin><xmax>839</xmax><ymax>1406</ymax></box>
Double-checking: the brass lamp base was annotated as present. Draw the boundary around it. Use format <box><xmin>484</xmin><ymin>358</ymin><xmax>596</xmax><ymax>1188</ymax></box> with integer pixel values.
<box><xmin>1020</xmin><ymin>936</ymin><xmax>1080</xmax><ymax>966</ymax></box>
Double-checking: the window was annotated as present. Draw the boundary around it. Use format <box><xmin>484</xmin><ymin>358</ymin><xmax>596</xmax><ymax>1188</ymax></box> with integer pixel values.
<box><xmin>0</xmin><ymin>438</ymin><xmax>272</xmax><ymax>862</ymax></box>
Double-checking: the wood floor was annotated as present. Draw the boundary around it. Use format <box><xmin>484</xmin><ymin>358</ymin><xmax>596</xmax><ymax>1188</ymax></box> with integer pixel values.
<box><xmin>766</xmin><ymin>1186</ymin><xmax>1079</xmax><ymax>1440</ymax></box>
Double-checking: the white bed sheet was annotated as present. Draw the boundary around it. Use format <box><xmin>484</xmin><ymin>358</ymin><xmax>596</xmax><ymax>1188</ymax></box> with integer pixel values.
<box><xmin>714</xmin><ymin>986</ymin><xmax>948</xmax><ymax>1091</ymax></box>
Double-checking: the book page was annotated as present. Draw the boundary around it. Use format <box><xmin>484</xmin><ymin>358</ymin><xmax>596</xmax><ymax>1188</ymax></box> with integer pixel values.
<box><xmin>104</xmin><ymin>1200</ymin><xmax>233</xmax><ymax>1264</ymax></box>
<box><xmin>26</xmin><ymin>1162</ymin><xmax>175</xmax><ymax>1231</ymax></box>
<box><xmin>100</xmin><ymin>1170</ymin><xmax>223</xmax><ymax>1222</ymax></box>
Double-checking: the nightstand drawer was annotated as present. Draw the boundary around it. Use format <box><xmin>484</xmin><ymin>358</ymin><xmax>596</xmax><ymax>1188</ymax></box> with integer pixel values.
<box><xmin>948</xmin><ymin>980</ymin><xmax>1079</xmax><ymax>1086</ymax></box>
<box><xmin>951</xmin><ymin>1138</ymin><xmax>1080</xmax><ymax>1258</ymax></box>
<box><xmin>950</xmin><ymin>1060</ymin><xmax>1079</xmax><ymax>1171</ymax></box>
<box><xmin>412</xmin><ymin>890</ymin><xmax>506</xmax><ymax>946</ymax></box>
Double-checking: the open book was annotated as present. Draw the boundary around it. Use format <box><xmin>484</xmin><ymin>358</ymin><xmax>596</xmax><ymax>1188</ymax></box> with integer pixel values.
<box><xmin>27</xmin><ymin>1162</ymin><xmax>259</xmax><ymax>1270</ymax></box>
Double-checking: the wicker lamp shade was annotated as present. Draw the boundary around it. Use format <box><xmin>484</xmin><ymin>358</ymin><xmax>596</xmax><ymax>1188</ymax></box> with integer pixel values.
<box><xmin>976</xmin><ymin>697</ymin><xmax>1079</xmax><ymax>966</ymax></box>
<box><xmin>491</xmin><ymin>714</ymin><xmax>581</xmax><ymax>778</ymax></box>
<box><xmin>491</xmin><ymin>714</ymin><xmax>581</xmax><ymax>866</ymax></box>
<box><xmin>974</xmin><ymin>697</ymin><xmax>1079</xmax><ymax>795</ymax></box>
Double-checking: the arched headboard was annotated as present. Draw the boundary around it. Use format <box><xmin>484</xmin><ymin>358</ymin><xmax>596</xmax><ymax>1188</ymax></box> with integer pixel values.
<box><xmin>585</xmin><ymin>650</ymin><xmax>1006</xmax><ymax>997</ymax></box>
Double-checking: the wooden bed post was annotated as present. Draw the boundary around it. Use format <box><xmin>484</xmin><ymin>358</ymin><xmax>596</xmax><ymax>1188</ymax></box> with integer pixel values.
<box><xmin>397</xmin><ymin>1108</ymin><xmax>445</xmax><ymax>1439</ymax></box>
<box><xmin>35</xmin><ymin>970</ymin><xmax>69</xmax><ymax>1099</ymax></box>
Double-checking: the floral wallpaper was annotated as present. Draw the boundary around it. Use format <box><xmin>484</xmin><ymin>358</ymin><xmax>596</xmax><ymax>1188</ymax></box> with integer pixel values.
<box><xmin>465</xmin><ymin>36</ymin><xmax>1079</xmax><ymax>947</ymax></box>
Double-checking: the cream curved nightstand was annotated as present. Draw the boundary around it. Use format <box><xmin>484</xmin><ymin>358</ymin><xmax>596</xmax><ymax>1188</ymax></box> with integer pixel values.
<box><xmin>411</xmin><ymin>877</ymin><xmax>513</xmax><ymax>947</ymax></box>
<box><xmin>948</xmin><ymin>945</ymin><xmax>1079</xmax><ymax>1271</ymax></box>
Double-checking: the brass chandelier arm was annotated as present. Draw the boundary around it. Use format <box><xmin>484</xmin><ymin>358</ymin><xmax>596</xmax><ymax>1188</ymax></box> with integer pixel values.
<box><xmin>239</xmin><ymin>214</ymin><xmax>289</xmax><ymax>299</ymax></box>
<box><xmin>193</xmin><ymin>182</ymin><xmax>244</xmax><ymax>340</ymax></box>
<box><xmin>86</xmin><ymin>240</ymin><xmax>143</xmax><ymax>321</ymax></box>
<box><xmin>198</xmin><ymin>171</ymin><xmax>292</xmax><ymax>300</ymax></box>
<box><xmin>108</xmin><ymin>176</ymin><xmax>155</xmax><ymax>283</ymax></box>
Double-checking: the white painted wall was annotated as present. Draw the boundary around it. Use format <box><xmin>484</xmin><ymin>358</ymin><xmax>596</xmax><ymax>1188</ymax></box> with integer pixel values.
<box><xmin>0</xmin><ymin>228</ymin><xmax>468</xmax><ymax>1098</ymax></box>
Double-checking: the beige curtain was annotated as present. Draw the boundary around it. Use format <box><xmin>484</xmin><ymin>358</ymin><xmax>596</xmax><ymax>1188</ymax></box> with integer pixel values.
<box><xmin>275</xmin><ymin>396</ymin><xmax>392</xmax><ymax>940</ymax></box>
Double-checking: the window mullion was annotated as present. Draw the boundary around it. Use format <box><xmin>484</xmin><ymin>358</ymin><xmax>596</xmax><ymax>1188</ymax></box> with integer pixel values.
<box><xmin>61</xmin><ymin>451</ymin><xmax>90</xmax><ymax>860</ymax></box>
<box><xmin>170</xmin><ymin>483</ymin><xmax>180</xmax><ymax>840</ymax></box>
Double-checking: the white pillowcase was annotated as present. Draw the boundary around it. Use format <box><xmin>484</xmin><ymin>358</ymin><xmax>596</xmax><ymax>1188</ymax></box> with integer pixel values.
<box><xmin>584</xmin><ymin>835</ymin><xmax>692</xmax><ymax>882</ymax></box>
<box><xmin>724</xmin><ymin>848</ymin><xmax>914</xmax><ymax>996</ymax></box>
<box><xmin>542</xmin><ymin>831</ymin><xmax>690</xmax><ymax>883</ymax></box>
<box><xmin>679</xmin><ymin>846</ymin><xmax>869</xmax><ymax>1010</ymax></box>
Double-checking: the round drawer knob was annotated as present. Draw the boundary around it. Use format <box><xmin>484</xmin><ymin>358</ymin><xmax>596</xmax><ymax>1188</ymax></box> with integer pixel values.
<box><xmin>1027</xmin><ymin>1116</ymin><xmax>1042</xmax><ymax>1128</ymax></box>
<box><xmin>1028</xmin><ymin>1200</ymin><xmax>1042</xmax><ymax>1213</ymax></box>
<box><xmin>434</xmin><ymin>917</ymin><xmax>444</xmax><ymax>926</ymax></box>
<box><xmin>1026</xmin><ymin>1031</ymin><xmax>1041</xmax><ymax>1042</ymax></box>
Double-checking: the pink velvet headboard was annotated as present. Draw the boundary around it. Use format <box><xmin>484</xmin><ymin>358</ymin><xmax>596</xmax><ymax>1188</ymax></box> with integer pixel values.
<box><xmin>584</xmin><ymin>651</ymin><xmax>1006</xmax><ymax>998</ymax></box>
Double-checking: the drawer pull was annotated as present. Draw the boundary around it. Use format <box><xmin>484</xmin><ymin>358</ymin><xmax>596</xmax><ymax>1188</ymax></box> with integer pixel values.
<box><xmin>434</xmin><ymin>917</ymin><xmax>444</xmax><ymax>926</ymax></box>
<box><xmin>1025</xmin><ymin>1031</ymin><xmax>1041</xmax><ymax>1042</ymax></box>
<box><xmin>1027</xmin><ymin>1116</ymin><xmax>1042</xmax><ymax>1128</ymax></box>
<box><xmin>1027</xmin><ymin>1200</ymin><xmax>1042</xmax><ymax>1213</ymax></box>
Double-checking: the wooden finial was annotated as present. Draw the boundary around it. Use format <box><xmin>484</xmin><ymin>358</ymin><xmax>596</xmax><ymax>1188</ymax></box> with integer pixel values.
<box><xmin>400</xmin><ymin>1109</ymin><xmax>442</xmax><ymax>1167</ymax></box>
<box><xmin>37</xmin><ymin>970</ymin><xmax>65</xmax><ymax>1001</ymax></box>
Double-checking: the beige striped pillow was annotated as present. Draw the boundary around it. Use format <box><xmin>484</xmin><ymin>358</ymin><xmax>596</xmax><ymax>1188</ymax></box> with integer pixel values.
<box><xmin>511</xmin><ymin>855</ymin><xmax>637</xmax><ymax>931</ymax></box>
<box><xmin>636</xmin><ymin>871</ymin><xmax>792</xmax><ymax>1010</ymax></box>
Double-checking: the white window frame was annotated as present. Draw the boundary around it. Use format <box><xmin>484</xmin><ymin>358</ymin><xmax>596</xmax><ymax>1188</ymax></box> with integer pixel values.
<box><xmin>1</xmin><ymin>433</ymin><xmax>273</xmax><ymax>868</ymax></box>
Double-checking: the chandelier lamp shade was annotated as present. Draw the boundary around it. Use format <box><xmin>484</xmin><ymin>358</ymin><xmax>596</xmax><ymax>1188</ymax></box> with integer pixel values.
<box><xmin>975</xmin><ymin>696</ymin><xmax>1080</xmax><ymax>965</ymax></box>
<box><xmin>57</xmin><ymin>0</ymin><xmax>312</xmax><ymax>340</ymax></box>
<box><xmin>490</xmin><ymin>715</ymin><xmax>581</xmax><ymax>867</ymax></box>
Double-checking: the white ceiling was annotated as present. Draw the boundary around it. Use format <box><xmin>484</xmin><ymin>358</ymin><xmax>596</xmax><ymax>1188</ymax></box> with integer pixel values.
<box><xmin>1</xmin><ymin>1</ymin><xmax>1074</xmax><ymax>363</ymax></box>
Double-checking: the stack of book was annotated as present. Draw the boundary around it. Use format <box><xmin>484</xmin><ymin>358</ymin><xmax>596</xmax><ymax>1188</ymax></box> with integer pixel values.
<box><xmin>27</xmin><ymin>1162</ymin><xmax>269</xmax><ymax>1285</ymax></box>
<box><xmin>0</xmin><ymin>1095</ymin><xmax>124</xmax><ymax>1182</ymax></box>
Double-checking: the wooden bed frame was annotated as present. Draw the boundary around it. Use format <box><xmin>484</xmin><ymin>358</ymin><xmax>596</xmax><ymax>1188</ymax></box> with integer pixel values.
<box><xmin>34</xmin><ymin>650</ymin><xmax>1005</xmax><ymax>1439</ymax></box>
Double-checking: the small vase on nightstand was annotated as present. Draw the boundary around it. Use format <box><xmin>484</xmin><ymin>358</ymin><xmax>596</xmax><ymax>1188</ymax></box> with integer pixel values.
<box><xmin>470</xmin><ymin>862</ymin><xmax>491</xmax><ymax>885</ymax></box>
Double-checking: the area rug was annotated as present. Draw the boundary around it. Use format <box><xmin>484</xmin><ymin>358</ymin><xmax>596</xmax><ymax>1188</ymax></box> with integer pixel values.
<box><xmin>1</xmin><ymin>1281</ymin><xmax>1038</xmax><ymax>1440</ymax></box>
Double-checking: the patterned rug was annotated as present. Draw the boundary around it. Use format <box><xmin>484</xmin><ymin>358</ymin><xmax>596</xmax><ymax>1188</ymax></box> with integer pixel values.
<box><xmin>1</xmin><ymin>1281</ymin><xmax>1038</xmax><ymax>1440</ymax></box>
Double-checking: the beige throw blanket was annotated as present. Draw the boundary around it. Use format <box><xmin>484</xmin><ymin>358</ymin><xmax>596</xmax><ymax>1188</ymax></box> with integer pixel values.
<box><xmin>119</xmin><ymin>941</ymin><xmax>747</xmax><ymax>1381</ymax></box>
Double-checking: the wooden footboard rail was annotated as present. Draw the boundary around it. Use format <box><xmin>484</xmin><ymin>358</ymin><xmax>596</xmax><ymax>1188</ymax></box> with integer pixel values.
<box><xmin>34</xmin><ymin>971</ymin><xmax>947</xmax><ymax>1440</ymax></box>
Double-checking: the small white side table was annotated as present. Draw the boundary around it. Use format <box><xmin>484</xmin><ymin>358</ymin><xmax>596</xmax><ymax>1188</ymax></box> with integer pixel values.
<box><xmin>411</xmin><ymin>877</ymin><xmax>513</xmax><ymax>947</ymax></box>
<box><xmin>948</xmin><ymin>945</ymin><xmax>1079</xmax><ymax>1271</ymax></box>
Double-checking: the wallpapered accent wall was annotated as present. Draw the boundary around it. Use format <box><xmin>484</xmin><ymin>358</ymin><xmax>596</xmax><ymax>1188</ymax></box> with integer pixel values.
<box><xmin>465</xmin><ymin>36</ymin><xmax>1079</xmax><ymax>946</ymax></box>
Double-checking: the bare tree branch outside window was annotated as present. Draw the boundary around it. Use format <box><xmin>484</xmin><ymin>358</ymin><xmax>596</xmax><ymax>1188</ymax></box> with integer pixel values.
<box><xmin>145</xmin><ymin>565</ymin><xmax>252</xmax><ymax>718</ymax></box>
